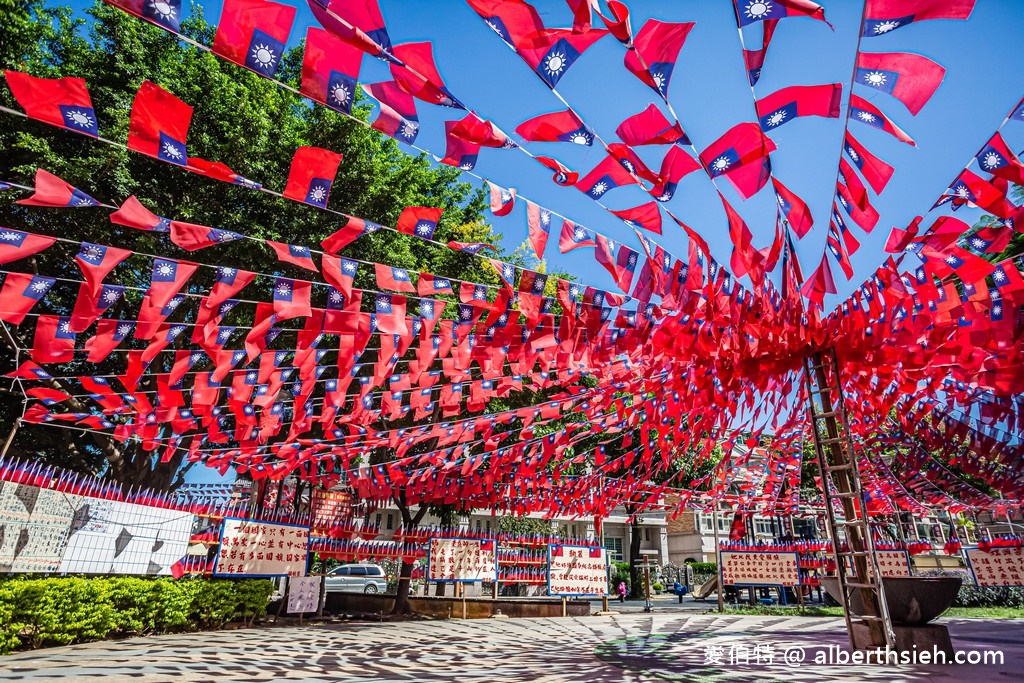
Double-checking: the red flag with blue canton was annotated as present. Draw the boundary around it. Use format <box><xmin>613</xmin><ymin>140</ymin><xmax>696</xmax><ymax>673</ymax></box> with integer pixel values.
<box><xmin>466</xmin><ymin>0</ymin><xmax>544</xmax><ymax>51</ymax></box>
<box><xmin>624</xmin><ymin>19</ymin><xmax>694</xmax><ymax>99</ymax></box>
<box><xmin>743</xmin><ymin>20</ymin><xmax>778</xmax><ymax>86</ymax></box>
<box><xmin>0</xmin><ymin>229</ymin><xmax>56</xmax><ymax>264</ymax></box>
<box><xmin>268</xmin><ymin>241</ymin><xmax>319</xmax><ymax>272</ymax></box>
<box><xmin>375</xmin><ymin>263</ymin><xmax>415</xmax><ymax>293</ymax></box>
<box><xmin>975</xmin><ymin>132</ymin><xmax>1024</xmax><ymax>185</ymax></box>
<box><xmin>536</xmin><ymin>156</ymin><xmax>579</xmax><ymax>186</ymax></box>
<box><xmin>16</xmin><ymin>169</ymin><xmax>99</xmax><ymax>207</ymax></box>
<box><xmin>861</xmin><ymin>0</ymin><xmax>975</xmax><ymax>37</ymax></box>
<box><xmin>4</xmin><ymin>71</ymin><xmax>99</xmax><ymax>137</ymax></box>
<box><xmin>0</xmin><ymin>273</ymin><xmax>55</xmax><ymax>325</ymax></box>
<box><xmin>756</xmin><ymin>83</ymin><xmax>841</xmax><ymax>130</ymax></box>
<box><xmin>170</xmin><ymin>221</ymin><xmax>244</xmax><ymax>251</ymax></box>
<box><xmin>933</xmin><ymin>169</ymin><xmax>1014</xmax><ymax>219</ymax></box>
<box><xmin>515</xmin><ymin>28</ymin><xmax>608</xmax><ymax>89</ymax></box>
<box><xmin>374</xmin><ymin>293</ymin><xmax>407</xmax><ymax>335</ymax></box>
<box><xmin>397</xmin><ymin>206</ymin><xmax>443</xmax><ymax>240</ymax></box>
<box><xmin>449</xmin><ymin>112</ymin><xmax>515</xmax><ymax>148</ymax></box>
<box><xmin>109</xmin><ymin>196</ymin><xmax>170</xmax><ymax>232</ymax></box>
<box><xmin>205</xmin><ymin>266</ymin><xmax>256</xmax><ymax>311</ymax></box>
<box><xmin>127</xmin><ymin>80</ymin><xmax>191</xmax><ymax>166</ymax></box>
<box><xmin>733</xmin><ymin>0</ymin><xmax>830</xmax><ymax>27</ymax></box>
<box><xmin>439</xmin><ymin>120</ymin><xmax>480</xmax><ymax>170</ymax></box>
<box><xmin>615</xmin><ymin>103</ymin><xmax>687</xmax><ymax>146</ymax></box>
<box><xmin>283</xmin><ymin>146</ymin><xmax>343</xmax><ymax>208</ymax></box>
<box><xmin>848</xmin><ymin>94</ymin><xmax>915</xmax><ymax>145</ymax></box>
<box><xmin>490</xmin><ymin>259</ymin><xmax>517</xmax><ymax>292</ymax></box>
<box><xmin>800</xmin><ymin>252</ymin><xmax>836</xmax><ymax>307</ymax></box>
<box><xmin>771</xmin><ymin>177</ymin><xmax>813</xmax><ymax>238</ymax></box>
<box><xmin>558</xmin><ymin>220</ymin><xmax>596</xmax><ymax>253</ymax></box>
<box><xmin>103</xmin><ymin>0</ymin><xmax>182</xmax><ymax>31</ymax></box>
<box><xmin>321</xmin><ymin>216</ymin><xmax>383</xmax><ymax>253</ymax></box>
<box><xmin>31</xmin><ymin>315</ymin><xmax>76</xmax><ymax>364</ymax></box>
<box><xmin>610</xmin><ymin>201</ymin><xmax>662</xmax><ymax>234</ymax></box>
<box><xmin>363</xmin><ymin>81</ymin><xmax>419</xmax><ymax>144</ymax></box>
<box><xmin>844</xmin><ymin>132</ymin><xmax>894</xmax><ymax>193</ymax></box>
<box><xmin>69</xmin><ymin>283</ymin><xmax>124</xmax><ymax>332</ymax></box>
<box><xmin>389</xmin><ymin>42</ymin><xmax>465</xmax><ymax>109</ymax></box>
<box><xmin>575</xmin><ymin>153</ymin><xmax>636</xmax><ymax>199</ymax></box>
<box><xmin>649</xmin><ymin>144</ymin><xmax>701</xmax><ymax>202</ymax></box>
<box><xmin>321</xmin><ymin>254</ymin><xmax>357</xmax><ymax>296</ymax></box>
<box><xmin>488</xmin><ymin>182</ymin><xmax>516</xmax><ymax>216</ymax></box>
<box><xmin>417</xmin><ymin>273</ymin><xmax>454</xmax><ymax>296</ymax></box>
<box><xmin>699</xmin><ymin>123</ymin><xmax>776</xmax><ymax>199</ymax></box>
<box><xmin>148</xmin><ymin>258</ymin><xmax>198</xmax><ymax>309</ymax></box>
<box><xmin>84</xmin><ymin>319</ymin><xmax>133</xmax><ymax>362</ymax></box>
<box><xmin>272</xmin><ymin>278</ymin><xmax>311</xmax><ymax>320</ymax></box>
<box><xmin>300</xmin><ymin>27</ymin><xmax>363</xmax><ymax>115</ymax></box>
<box><xmin>75</xmin><ymin>242</ymin><xmax>131</xmax><ymax>296</ymax></box>
<box><xmin>855</xmin><ymin>52</ymin><xmax>945</xmax><ymax>116</ymax></box>
<box><xmin>516</xmin><ymin>109</ymin><xmax>593</xmax><ymax>145</ymax></box>
<box><xmin>212</xmin><ymin>0</ymin><xmax>296</xmax><ymax>78</ymax></box>
<box><xmin>595</xmin><ymin>0</ymin><xmax>631</xmax><ymax>45</ymax></box>
<box><xmin>826</xmin><ymin>224</ymin><xmax>855</xmax><ymax>279</ymax></box>
<box><xmin>527</xmin><ymin>201</ymin><xmax>552</xmax><ymax>258</ymax></box>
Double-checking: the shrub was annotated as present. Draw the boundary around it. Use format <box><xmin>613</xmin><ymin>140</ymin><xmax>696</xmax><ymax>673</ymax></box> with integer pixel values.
<box><xmin>0</xmin><ymin>576</ymin><xmax>274</xmax><ymax>654</ymax></box>
<box><xmin>652</xmin><ymin>582</ymin><xmax>664</xmax><ymax>592</ymax></box>
<box><xmin>686</xmin><ymin>562</ymin><xmax>717</xmax><ymax>574</ymax></box>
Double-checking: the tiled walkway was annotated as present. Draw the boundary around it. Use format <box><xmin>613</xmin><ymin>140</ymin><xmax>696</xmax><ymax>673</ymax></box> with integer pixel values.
<box><xmin>0</xmin><ymin>614</ymin><xmax>1019</xmax><ymax>682</ymax></box>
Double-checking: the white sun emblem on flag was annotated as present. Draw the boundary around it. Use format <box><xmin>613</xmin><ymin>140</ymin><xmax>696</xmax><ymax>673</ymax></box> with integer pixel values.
<box><xmin>574</xmin><ymin>228</ymin><xmax>586</xmax><ymax>240</ymax></box>
<box><xmin>945</xmin><ymin>254</ymin><xmax>958</xmax><ymax>265</ymax></box>
<box><xmin>276</xmin><ymin>282</ymin><xmax>291</xmax><ymax>296</ymax></box>
<box><xmin>846</xmin><ymin>146</ymin><xmax>859</xmax><ymax>162</ymax></box>
<box><xmin>75</xmin><ymin>196</ymin><xmax>95</xmax><ymax>206</ymax></box>
<box><xmin>377</xmin><ymin>296</ymin><xmax>390</xmax><ymax>310</ymax></box>
<box><xmin>421</xmin><ymin>302</ymin><xmax>433</xmax><ymax>316</ymax></box>
<box><xmin>982</xmin><ymin>151</ymin><xmax>1002</xmax><ymax>169</ymax></box>
<box><xmin>570</xmin><ymin>131</ymin><xmax>590</xmax><ymax>145</ymax></box>
<box><xmin>712</xmin><ymin>156</ymin><xmax>731</xmax><ymax>172</ymax></box>
<box><xmin>394</xmin><ymin>268</ymin><xmax>407</xmax><ymax>279</ymax></box>
<box><xmin>251</xmin><ymin>43</ymin><xmax>277</xmax><ymax>71</ymax></box>
<box><xmin>220</xmin><ymin>267</ymin><xmax>235</xmax><ymax>277</ymax></box>
<box><xmin>544</xmin><ymin>50</ymin><xmax>567</xmax><ymax>78</ymax></box>
<box><xmin>744</xmin><ymin>1</ymin><xmax>772</xmax><ymax>19</ymax></box>
<box><xmin>330</xmin><ymin>83</ymin><xmax>351</xmax><ymax>107</ymax></box>
<box><xmin>541</xmin><ymin>211</ymin><xmax>551</xmax><ymax>226</ymax></box>
<box><xmin>864</xmin><ymin>71</ymin><xmax>887</xmax><ymax>87</ymax></box>
<box><xmin>59</xmin><ymin>321</ymin><xmax>71</xmax><ymax>334</ymax></box>
<box><xmin>993</xmin><ymin>304</ymin><xmax>1002</xmax><ymax>315</ymax></box>
<box><xmin>0</xmin><ymin>232</ymin><xmax>20</xmax><ymax>241</ymax></box>
<box><xmin>874</xmin><ymin>20</ymin><xmax>900</xmax><ymax>34</ymax></box>
<box><xmin>766</xmin><ymin>110</ymin><xmax>787</xmax><ymax>127</ymax></box>
<box><xmin>970</xmin><ymin>237</ymin><xmax>986</xmax><ymax>250</ymax></box>
<box><xmin>81</xmin><ymin>246</ymin><xmax>102</xmax><ymax>261</ymax></box>
<box><xmin>459</xmin><ymin>308</ymin><xmax>471</xmax><ymax>320</ymax></box>
<box><xmin>308</xmin><ymin>185</ymin><xmax>328</xmax><ymax>203</ymax></box>
<box><xmin>954</xmin><ymin>184</ymin><xmax>969</xmax><ymax>198</ymax></box>
<box><xmin>117</xmin><ymin>324</ymin><xmax>132</xmax><ymax>336</ymax></box>
<box><xmin>400</xmin><ymin>121</ymin><xmax>418</xmax><ymax>139</ymax></box>
<box><xmin>342</xmin><ymin>261</ymin><xmax>356</xmax><ymax>273</ymax></box>
<box><xmin>31</xmin><ymin>280</ymin><xmax>49</xmax><ymax>293</ymax></box>
<box><xmin>591</xmin><ymin>181</ymin><xmax>609</xmax><ymax>196</ymax></box>
<box><xmin>500</xmin><ymin>190</ymin><xmax>512</xmax><ymax>202</ymax></box>
<box><xmin>64</xmin><ymin>109</ymin><xmax>95</xmax><ymax>129</ymax></box>
<box><xmin>218</xmin><ymin>328</ymin><xmax>231</xmax><ymax>340</ymax></box>
<box><xmin>103</xmin><ymin>289</ymin><xmax>120</xmax><ymax>303</ymax></box>
<box><xmin>459</xmin><ymin>162</ymin><xmax>475</xmax><ymax>170</ymax></box>
<box><xmin>651</xmin><ymin>71</ymin><xmax>666</xmax><ymax>92</ymax></box>
<box><xmin>161</xmin><ymin>141</ymin><xmax>183</xmax><ymax>159</ymax></box>
<box><xmin>415</xmin><ymin>222</ymin><xmax>432</xmax><ymax>236</ymax></box>
<box><xmin>166</xmin><ymin>298</ymin><xmax>180</xmax><ymax>309</ymax></box>
<box><xmin>628</xmin><ymin>253</ymin><xmax>638</xmax><ymax>266</ymax></box>
<box><xmin>148</xmin><ymin>0</ymin><xmax>176</xmax><ymax>21</ymax></box>
<box><xmin>156</xmin><ymin>263</ymin><xmax>174</xmax><ymax>277</ymax></box>
<box><xmin>857</xmin><ymin>111</ymin><xmax>877</xmax><ymax>123</ymax></box>
<box><xmin>994</xmin><ymin>269</ymin><xmax>1006</xmax><ymax>282</ymax></box>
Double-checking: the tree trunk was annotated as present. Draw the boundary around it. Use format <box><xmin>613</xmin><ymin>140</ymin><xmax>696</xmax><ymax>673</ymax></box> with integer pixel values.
<box><xmin>391</xmin><ymin>489</ymin><xmax>428</xmax><ymax>615</ymax></box>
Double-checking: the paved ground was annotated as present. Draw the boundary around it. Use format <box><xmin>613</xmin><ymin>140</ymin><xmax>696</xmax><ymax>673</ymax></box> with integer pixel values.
<box><xmin>0</xmin><ymin>613</ymin><xmax>1019</xmax><ymax>682</ymax></box>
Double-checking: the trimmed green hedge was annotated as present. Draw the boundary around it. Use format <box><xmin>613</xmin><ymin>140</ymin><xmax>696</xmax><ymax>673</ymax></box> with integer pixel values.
<box><xmin>0</xmin><ymin>577</ymin><xmax>274</xmax><ymax>654</ymax></box>
<box><xmin>686</xmin><ymin>562</ymin><xmax>717</xmax><ymax>574</ymax></box>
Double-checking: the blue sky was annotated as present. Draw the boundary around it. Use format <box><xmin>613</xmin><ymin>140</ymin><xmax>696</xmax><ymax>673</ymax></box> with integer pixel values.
<box><xmin>60</xmin><ymin>0</ymin><xmax>1024</xmax><ymax>483</ymax></box>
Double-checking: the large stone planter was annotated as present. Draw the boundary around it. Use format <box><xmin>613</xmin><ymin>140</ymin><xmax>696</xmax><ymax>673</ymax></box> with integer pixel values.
<box><xmin>820</xmin><ymin>576</ymin><xmax>962</xmax><ymax>625</ymax></box>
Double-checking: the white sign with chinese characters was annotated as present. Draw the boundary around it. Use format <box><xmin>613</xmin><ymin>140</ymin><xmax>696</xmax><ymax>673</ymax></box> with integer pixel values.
<box><xmin>548</xmin><ymin>545</ymin><xmax>608</xmax><ymax>596</ymax></box>
<box><xmin>214</xmin><ymin>518</ymin><xmax>309</xmax><ymax>577</ymax></box>
<box><xmin>427</xmin><ymin>538</ymin><xmax>496</xmax><ymax>582</ymax></box>
<box><xmin>966</xmin><ymin>547</ymin><xmax>1024</xmax><ymax>587</ymax></box>
<box><xmin>287</xmin><ymin>576</ymin><xmax>322</xmax><ymax>614</ymax></box>
<box><xmin>720</xmin><ymin>551</ymin><xmax>800</xmax><ymax>587</ymax></box>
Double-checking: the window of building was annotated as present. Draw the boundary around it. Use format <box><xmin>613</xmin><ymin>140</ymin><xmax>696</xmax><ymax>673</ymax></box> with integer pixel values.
<box><xmin>606</xmin><ymin>537</ymin><xmax>624</xmax><ymax>561</ymax></box>
<box><xmin>375</xmin><ymin>513</ymin><xmax>382</xmax><ymax>527</ymax></box>
<box><xmin>754</xmin><ymin>518</ymin><xmax>772</xmax><ymax>536</ymax></box>
<box><xmin>485</xmin><ymin>520</ymin><xmax>491</xmax><ymax>532</ymax></box>
<box><xmin>476</xmin><ymin>519</ymin><xmax>481</xmax><ymax>532</ymax></box>
<box><xmin>644</xmin><ymin>528</ymin><xmax>651</xmax><ymax>542</ymax></box>
<box><xmin>386</xmin><ymin>513</ymin><xmax>394</xmax><ymax>531</ymax></box>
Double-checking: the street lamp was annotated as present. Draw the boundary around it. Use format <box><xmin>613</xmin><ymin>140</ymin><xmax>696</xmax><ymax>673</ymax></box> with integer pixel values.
<box><xmin>640</xmin><ymin>549</ymin><xmax>659</xmax><ymax>613</ymax></box>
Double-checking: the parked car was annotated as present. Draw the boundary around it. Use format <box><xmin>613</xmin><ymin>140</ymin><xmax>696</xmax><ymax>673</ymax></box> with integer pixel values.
<box><xmin>324</xmin><ymin>563</ymin><xmax>388</xmax><ymax>593</ymax></box>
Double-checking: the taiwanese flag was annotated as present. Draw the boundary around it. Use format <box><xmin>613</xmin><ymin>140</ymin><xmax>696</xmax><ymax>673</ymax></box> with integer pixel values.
<box><xmin>0</xmin><ymin>273</ymin><xmax>55</xmax><ymax>325</ymax></box>
<box><xmin>527</xmin><ymin>201</ymin><xmax>552</xmax><ymax>257</ymax></box>
<box><xmin>321</xmin><ymin>216</ymin><xmax>383</xmax><ymax>253</ymax></box>
<box><xmin>536</xmin><ymin>156</ymin><xmax>578</xmax><ymax>186</ymax></box>
<box><xmin>516</xmin><ymin>28</ymin><xmax>609</xmax><ymax>89</ymax></box>
<box><xmin>516</xmin><ymin>109</ymin><xmax>593</xmax><ymax>145</ymax></box>
<box><xmin>733</xmin><ymin>0</ymin><xmax>830</xmax><ymax>26</ymax></box>
<box><xmin>127</xmin><ymin>80</ymin><xmax>192</xmax><ymax>166</ymax></box>
<box><xmin>489</xmin><ymin>259</ymin><xmax>516</xmax><ymax>292</ymax></box>
<box><xmin>721</xmin><ymin>194</ymin><xmax>762</xmax><ymax>280</ymax></box>
<box><xmin>307</xmin><ymin>0</ymin><xmax>392</xmax><ymax>58</ymax></box>
<box><xmin>418</xmin><ymin>298</ymin><xmax>445</xmax><ymax>329</ymax></box>
<box><xmin>610</xmin><ymin>244</ymin><xmax>640</xmax><ymax>293</ymax></box>
<box><xmin>321</xmin><ymin>255</ymin><xmax>358</xmax><ymax>296</ymax></box>
<box><xmin>439</xmin><ymin>120</ymin><xmax>480</xmax><ymax>171</ymax></box>
<box><xmin>205</xmin><ymin>266</ymin><xmax>256</xmax><ymax>310</ymax></box>
<box><xmin>488</xmin><ymin>183</ymin><xmax>516</xmax><ymax>216</ymax></box>
<box><xmin>283</xmin><ymin>146</ymin><xmax>343</xmax><ymax>208</ymax></box>
<box><xmin>389</xmin><ymin>42</ymin><xmax>465</xmax><ymax>109</ymax></box>
<box><xmin>417</xmin><ymin>273</ymin><xmax>454</xmax><ymax>296</ymax></box>
<box><xmin>825</xmin><ymin>228</ymin><xmax>854</xmax><ymax>280</ymax></box>
<box><xmin>375</xmin><ymin>264</ymin><xmax>416</xmax><ymax>293</ymax></box>
<box><xmin>69</xmin><ymin>283</ymin><xmax>124</xmax><ymax>332</ymax></box>
<box><xmin>363</xmin><ymin>81</ymin><xmax>419</xmax><ymax>144</ymax></box>
<box><xmin>169</xmin><ymin>221</ymin><xmax>244</xmax><ymax>251</ymax></box>
<box><xmin>615</xmin><ymin>103</ymin><xmax>687</xmax><ymax>146</ymax></box>
<box><xmin>466</xmin><ymin>0</ymin><xmax>544</xmax><ymax>51</ymax></box>
<box><xmin>771</xmin><ymin>177</ymin><xmax>813</xmax><ymax>238</ymax></box>
<box><xmin>374</xmin><ymin>293</ymin><xmax>407</xmax><ymax>335</ymax></box>
<box><xmin>839</xmin><ymin>157</ymin><xmax>870</xmax><ymax>210</ymax></box>
<box><xmin>836</xmin><ymin>183</ymin><xmax>880</xmax><ymax>233</ymax></box>
<box><xmin>935</xmin><ymin>169</ymin><xmax>1014</xmax><ymax>219</ymax></box>
<box><xmin>992</xmin><ymin>259</ymin><xmax>1024</xmax><ymax>304</ymax></box>
<box><xmin>272</xmin><ymin>277</ymin><xmax>312</xmax><ymax>320</ymax></box>
<box><xmin>855</xmin><ymin>52</ymin><xmax>945</xmax><ymax>116</ymax></box>
<box><xmin>448</xmin><ymin>240</ymin><xmax>496</xmax><ymax>254</ymax></box>
<box><xmin>109</xmin><ymin>196</ymin><xmax>170</xmax><ymax>232</ymax></box>
<box><xmin>975</xmin><ymin>132</ymin><xmax>1024</xmax><ymax>185</ymax></box>
<box><xmin>923</xmin><ymin>246</ymin><xmax>994</xmax><ymax>285</ymax></box>
<box><xmin>212</xmin><ymin>0</ymin><xmax>296</xmax><ymax>78</ymax></box>
<box><xmin>844</xmin><ymin>132</ymin><xmax>894</xmax><ymax>194</ymax></box>
<box><xmin>608</xmin><ymin>142</ymin><xmax>659</xmax><ymax>183</ymax></box>
<box><xmin>649</xmin><ymin>144</ymin><xmax>701</xmax><ymax>202</ymax></box>
<box><xmin>595</xmin><ymin>0</ymin><xmax>631</xmax><ymax>45</ymax></box>
<box><xmin>397</xmin><ymin>206</ymin><xmax>443</xmax><ymax>240</ymax></box>
<box><xmin>268</xmin><ymin>241</ymin><xmax>319</xmax><ymax>272</ymax></box>
<box><xmin>800</xmin><ymin>252</ymin><xmax>837</xmax><ymax>307</ymax></box>
<box><xmin>558</xmin><ymin>220</ymin><xmax>596</xmax><ymax>253</ymax></box>
<box><xmin>610</xmin><ymin>202</ymin><xmax>662</xmax><ymax>234</ymax></box>
<box><xmin>884</xmin><ymin>216</ymin><xmax>921</xmax><ymax>253</ymax></box>
<box><xmin>300</xmin><ymin>27</ymin><xmax>364</xmax><ymax>115</ymax></box>
<box><xmin>449</xmin><ymin>112</ymin><xmax>514</xmax><ymax>148</ymax></box>
<box><xmin>16</xmin><ymin>168</ymin><xmax>99</xmax><ymax>207</ymax></box>
<box><xmin>624</xmin><ymin>19</ymin><xmax>694</xmax><ymax>98</ymax></box>
<box><xmin>575</xmin><ymin>153</ymin><xmax>636</xmax><ymax>199</ymax></box>
<box><xmin>136</xmin><ymin>292</ymin><xmax>184</xmax><ymax>338</ymax></box>
<box><xmin>848</xmin><ymin>94</ymin><xmax>915</xmax><ymax>145</ymax></box>
<box><xmin>755</xmin><ymin>83</ymin><xmax>841</xmax><ymax>130</ymax></box>
<box><xmin>32</xmin><ymin>315</ymin><xmax>76</xmax><ymax>363</ymax></box>
<box><xmin>0</xmin><ymin>229</ymin><xmax>56</xmax><ymax>264</ymax></box>
<box><xmin>699</xmin><ymin>122</ymin><xmax>776</xmax><ymax>199</ymax></box>
<box><xmin>861</xmin><ymin>0</ymin><xmax>975</xmax><ymax>37</ymax></box>
<box><xmin>148</xmin><ymin>258</ymin><xmax>198</xmax><ymax>309</ymax></box>
<box><xmin>75</xmin><ymin>243</ymin><xmax>131</xmax><ymax>296</ymax></box>
<box><xmin>4</xmin><ymin>71</ymin><xmax>99</xmax><ymax>137</ymax></box>
<box><xmin>743</xmin><ymin>19</ymin><xmax>778</xmax><ymax>86</ymax></box>
<box><xmin>832</xmin><ymin>210</ymin><xmax>861</xmax><ymax>254</ymax></box>
<box><xmin>104</xmin><ymin>0</ymin><xmax>183</xmax><ymax>32</ymax></box>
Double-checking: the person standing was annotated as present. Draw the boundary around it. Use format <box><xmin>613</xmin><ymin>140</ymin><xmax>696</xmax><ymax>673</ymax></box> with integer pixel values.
<box><xmin>617</xmin><ymin>581</ymin><xmax>627</xmax><ymax>603</ymax></box>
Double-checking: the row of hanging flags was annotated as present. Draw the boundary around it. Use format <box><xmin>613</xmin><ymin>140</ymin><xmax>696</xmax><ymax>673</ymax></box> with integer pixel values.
<box><xmin>0</xmin><ymin>0</ymin><xmax>1021</xmax><ymax>519</ymax></box>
